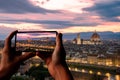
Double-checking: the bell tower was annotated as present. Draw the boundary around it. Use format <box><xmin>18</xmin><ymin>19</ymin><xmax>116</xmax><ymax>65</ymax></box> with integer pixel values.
<box><xmin>76</xmin><ymin>33</ymin><xmax>81</xmax><ymax>45</ymax></box>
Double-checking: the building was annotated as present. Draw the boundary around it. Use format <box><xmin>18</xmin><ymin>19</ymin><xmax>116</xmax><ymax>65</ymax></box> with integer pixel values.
<box><xmin>91</xmin><ymin>31</ymin><xmax>100</xmax><ymax>42</ymax></box>
<box><xmin>73</xmin><ymin>31</ymin><xmax>102</xmax><ymax>45</ymax></box>
<box><xmin>87</xmin><ymin>54</ymin><xmax>98</xmax><ymax>64</ymax></box>
<box><xmin>90</xmin><ymin>31</ymin><xmax>101</xmax><ymax>45</ymax></box>
<box><xmin>76</xmin><ymin>33</ymin><xmax>81</xmax><ymax>45</ymax></box>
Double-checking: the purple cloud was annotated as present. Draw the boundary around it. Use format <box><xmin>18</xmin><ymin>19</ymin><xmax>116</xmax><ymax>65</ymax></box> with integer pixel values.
<box><xmin>0</xmin><ymin>0</ymin><xmax>60</xmax><ymax>14</ymax></box>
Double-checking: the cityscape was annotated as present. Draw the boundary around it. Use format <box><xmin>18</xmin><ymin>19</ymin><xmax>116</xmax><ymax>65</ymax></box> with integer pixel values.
<box><xmin>16</xmin><ymin>37</ymin><xmax>56</xmax><ymax>52</ymax></box>
<box><xmin>16</xmin><ymin>31</ymin><xmax>56</xmax><ymax>52</ymax></box>
<box><xmin>0</xmin><ymin>31</ymin><xmax>120</xmax><ymax>80</ymax></box>
<box><xmin>0</xmin><ymin>0</ymin><xmax>120</xmax><ymax>80</ymax></box>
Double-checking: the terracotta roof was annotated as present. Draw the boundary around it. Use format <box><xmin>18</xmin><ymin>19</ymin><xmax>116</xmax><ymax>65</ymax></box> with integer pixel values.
<box><xmin>91</xmin><ymin>31</ymin><xmax>100</xmax><ymax>41</ymax></box>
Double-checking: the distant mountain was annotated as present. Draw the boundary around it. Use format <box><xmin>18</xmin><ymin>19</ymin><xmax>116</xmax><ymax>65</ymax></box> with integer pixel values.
<box><xmin>63</xmin><ymin>31</ymin><xmax>120</xmax><ymax>40</ymax></box>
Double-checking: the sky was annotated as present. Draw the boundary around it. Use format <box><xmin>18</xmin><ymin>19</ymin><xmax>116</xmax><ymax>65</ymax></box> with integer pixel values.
<box><xmin>17</xmin><ymin>31</ymin><xmax>56</xmax><ymax>40</ymax></box>
<box><xmin>0</xmin><ymin>0</ymin><xmax>120</xmax><ymax>40</ymax></box>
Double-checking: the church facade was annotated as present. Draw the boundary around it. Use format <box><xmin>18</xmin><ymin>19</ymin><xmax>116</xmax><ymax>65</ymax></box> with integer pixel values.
<box><xmin>73</xmin><ymin>31</ymin><xmax>102</xmax><ymax>45</ymax></box>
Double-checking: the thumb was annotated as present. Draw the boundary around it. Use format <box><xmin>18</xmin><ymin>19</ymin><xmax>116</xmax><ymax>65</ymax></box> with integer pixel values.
<box><xmin>56</xmin><ymin>33</ymin><xmax>63</xmax><ymax>48</ymax></box>
<box><xmin>18</xmin><ymin>52</ymin><xmax>36</xmax><ymax>62</ymax></box>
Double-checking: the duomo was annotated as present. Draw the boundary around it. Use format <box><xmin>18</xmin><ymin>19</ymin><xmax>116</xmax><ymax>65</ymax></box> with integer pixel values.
<box><xmin>73</xmin><ymin>31</ymin><xmax>103</xmax><ymax>45</ymax></box>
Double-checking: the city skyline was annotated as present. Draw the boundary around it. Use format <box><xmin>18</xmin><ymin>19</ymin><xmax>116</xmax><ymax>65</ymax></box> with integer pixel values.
<box><xmin>0</xmin><ymin>31</ymin><xmax>120</xmax><ymax>40</ymax></box>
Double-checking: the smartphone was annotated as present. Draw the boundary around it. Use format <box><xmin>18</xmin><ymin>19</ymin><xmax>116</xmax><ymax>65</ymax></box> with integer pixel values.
<box><xmin>15</xmin><ymin>31</ymin><xmax>57</xmax><ymax>53</ymax></box>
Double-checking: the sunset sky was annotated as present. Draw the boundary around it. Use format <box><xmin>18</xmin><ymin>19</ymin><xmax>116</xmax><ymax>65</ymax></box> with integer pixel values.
<box><xmin>17</xmin><ymin>31</ymin><xmax>56</xmax><ymax>40</ymax></box>
<box><xmin>0</xmin><ymin>0</ymin><xmax>120</xmax><ymax>39</ymax></box>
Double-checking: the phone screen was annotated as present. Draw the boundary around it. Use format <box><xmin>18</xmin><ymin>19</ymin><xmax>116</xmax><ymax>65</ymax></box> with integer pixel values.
<box><xmin>15</xmin><ymin>31</ymin><xmax>57</xmax><ymax>53</ymax></box>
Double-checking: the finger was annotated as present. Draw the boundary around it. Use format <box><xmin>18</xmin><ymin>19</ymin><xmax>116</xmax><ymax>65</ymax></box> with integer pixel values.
<box><xmin>36</xmin><ymin>52</ymin><xmax>51</xmax><ymax>60</ymax></box>
<box><xmin>54</xmin><ymin>33</ymin><xmax>66</xmax><ymax>58</ymax></box>
<box><xmin>56</xmin><ymin>33</ymin><xmax>63</xmax><ymax>47</ymax></box>
<box><xmin>36</xmin><ymin>52</ymin><xmax>45</xmax><ymax>59</ymax></box>
<box><xmin>36</xmin><ymin>52</ymin><xmax>52</xmax><ymax>65</ymax></box>
<box><xmin>18</xmin><ymin>52</ymin><xmax>36</xmax><ymax>62</ymax></box>
<box><xmin>5</xmin><ymin>30</ymin><xmax>18</xmax><ymax>48</ymax></box>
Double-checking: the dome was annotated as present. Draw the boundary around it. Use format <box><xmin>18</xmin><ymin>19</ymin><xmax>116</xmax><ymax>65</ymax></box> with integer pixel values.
<box><xmin>91</xmin><ymin>31</ymin><xmax>100</xmax><ymax>41</ymax></box>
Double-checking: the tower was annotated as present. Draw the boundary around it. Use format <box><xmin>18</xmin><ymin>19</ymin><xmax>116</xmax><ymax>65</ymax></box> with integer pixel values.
<box><xmin>76</xmin><ymin>33</ymin><xmax>81</xmax><ymax>45</ymax></box>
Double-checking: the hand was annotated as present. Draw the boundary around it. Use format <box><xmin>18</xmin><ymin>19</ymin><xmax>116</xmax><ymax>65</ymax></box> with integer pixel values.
<box><xmin>0</xmin><ymin>30</ymin><xmax>36</xmax><ymax>80</ymax></box>
<box><xmin>37</xmin><ymin>33</ymin><xmax>74</xmax><ymax>80</ymax></box>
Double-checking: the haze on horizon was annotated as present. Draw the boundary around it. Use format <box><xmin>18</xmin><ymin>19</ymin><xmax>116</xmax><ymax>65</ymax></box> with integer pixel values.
<box><xmin>0</xmin><ymin>0</ymin><xmax>120</xmax><ymax>39</ymax></box>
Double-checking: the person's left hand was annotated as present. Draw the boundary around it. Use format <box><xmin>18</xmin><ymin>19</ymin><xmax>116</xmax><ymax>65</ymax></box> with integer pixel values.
<box><xmin>0</xmin><ymin>30</ymin><xmax>36</xmax><ymax>80</ymax></box>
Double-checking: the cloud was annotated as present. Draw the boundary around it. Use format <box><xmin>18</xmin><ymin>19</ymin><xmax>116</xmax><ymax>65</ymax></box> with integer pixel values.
<box><xmin>0</xmin><ymin>0</ymin><xmax>60</xmax><ymax>14</ymax></box>
<box><xmin>1</xmin><ymin>19</ymin><xmax>99</xmax><ymax>29</ymax></box>
<box><xmin>83</xmin><ymin>0</ymin><xmax>120</xmax><ymax>22</ymax></box>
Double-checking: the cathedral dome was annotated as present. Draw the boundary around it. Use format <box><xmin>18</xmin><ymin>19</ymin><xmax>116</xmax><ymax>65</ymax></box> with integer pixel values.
<box><xmin>91</xmin><ymin>31</ymin><xmax>100</xmax><ymax>41</ymax></box>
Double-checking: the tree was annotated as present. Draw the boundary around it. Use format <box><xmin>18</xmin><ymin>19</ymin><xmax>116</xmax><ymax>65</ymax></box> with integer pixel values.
<box><xmin>10</xmin><ymin>76</ymin><xmax>24</xmax><ymax>80</ymax></box>
<box><xmin>26</xmin><ymin>65</ymin><xmax>50</xmax><ymax>80</ymax></box>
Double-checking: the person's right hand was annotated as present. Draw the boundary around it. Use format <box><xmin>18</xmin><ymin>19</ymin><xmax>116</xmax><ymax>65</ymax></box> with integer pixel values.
<box><xmin>37</xmin><ymin>33</ymin><xmax>74</xmax><ymax>80</ymax></box>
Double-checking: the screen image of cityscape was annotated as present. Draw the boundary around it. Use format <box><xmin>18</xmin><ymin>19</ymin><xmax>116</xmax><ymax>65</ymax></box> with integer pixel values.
<box><xmin>0</xmin><ymin>0</ymin><xmax>120</xmax><ymax>80</ymax></box>
<box><xmin>16</xmin><ymin>32</ymin><xmax>56</xmax><ymax>52</ymax></box>
<box><xmin>17</xmin><ymin>32</ymin><xmax>56</xmax><ymax>40</ymax></box>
